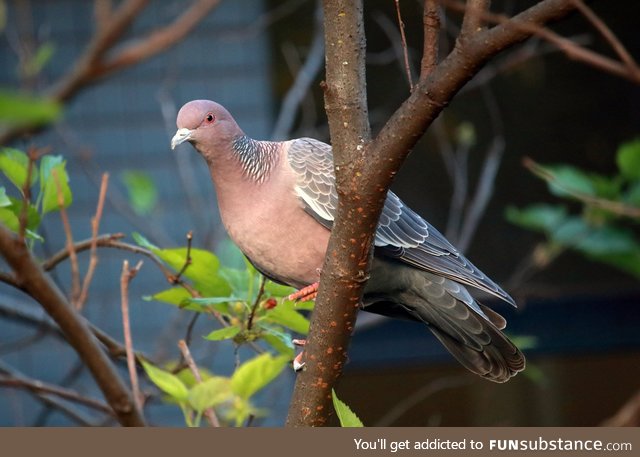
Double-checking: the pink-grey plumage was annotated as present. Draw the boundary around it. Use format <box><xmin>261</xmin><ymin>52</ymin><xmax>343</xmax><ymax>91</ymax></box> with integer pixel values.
<box><xmin>171</xmin><ymin>99</ymin><xmax>525</xmax><ymax>383</ymax></box>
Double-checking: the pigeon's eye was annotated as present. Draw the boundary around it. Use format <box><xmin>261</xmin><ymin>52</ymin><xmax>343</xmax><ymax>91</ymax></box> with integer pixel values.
<box><xmin>205</xmin><ymin>113</ymin><xmax>215</xmax><ymax>124</ymax></box>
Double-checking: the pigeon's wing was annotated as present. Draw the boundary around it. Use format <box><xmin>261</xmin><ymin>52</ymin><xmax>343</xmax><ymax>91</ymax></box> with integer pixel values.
<box><xmin>286</xmin><ymin>137</ymin><xmax>514</xmax><ymax>305</ymax></box>
<box><xmin>375</xmin><ymin>193</ymin><xmax>515</xmax><ymax>306</ymax></box>
<box><xmin>286</xmin><ymin>138</ymin><xmax>337</xmax><ymax>228</ymax></box>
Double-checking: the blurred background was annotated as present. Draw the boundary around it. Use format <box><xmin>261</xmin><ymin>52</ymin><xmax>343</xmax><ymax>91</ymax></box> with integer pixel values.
<box><xmin>0</xmin><ymin>0</ymin><xmax>639</xmax><ymax>426</ymax></box>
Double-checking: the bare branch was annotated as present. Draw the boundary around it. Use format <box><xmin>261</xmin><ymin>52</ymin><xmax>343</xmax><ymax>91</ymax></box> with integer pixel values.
<box><xmin>460</xmin><ymin>0</ymin><xmax>490</xmax><ymax>36</ymax></box>
<box><xmin>0</xmin><ymin>371</ymin><xmax>113</xmax><ymax>415</ymax></box>
<box><xmin>52</xmin><ymin>169</ymin><xmax>81</xmax><ymax>307</ymax></box>
<box><xmin>77</xmin><ymin>172</ymin><xmax>110</xmax><ymax>310</ymax></box>
<box><xmin>394</xmin><ymin>0</ymin><xmax>414</xmax><ymax>90</ymax></box>
<box><xmin>0</xmin><ymin>225</ymin><xmax>145</xmax><ymax>426</ymax></box>
<box><xmin>602</xmin><ymin>388</ymin><xmax>640</xmax><ymax>427</ymax></box>
<box><xmin>271</xmin><ymin>6</ymin><xmax>325</xmax><ymax>140</ymax></box>
<box><xmin>571</xmin><ymin>0</ymin><xmax>640</xmax><ymax>75</ymax></box>
<box><xmin>420</xmin><ymin>0</ymin><xmax>441</xmax><ymax>79</ymax></box>
<box><xmin>443</xmin><ymin>0</ymin><xmax>640</xmax><ymax>84</ymax></box>
<box><xmin>120</xmin><ymin>259</ymin><xmax>145</xmax><ymax>415</ymax></box>
<box><xmin>0</xmin><ymin>0</ymin><xmax>222</xmax><ymax>145</ymax></box>
<box><xmin>100</xmin><ymin>0</ymin><xmax>222</xmax><ymax>76</ymax></box>
<box><xmin>177</xmin><ymin>340</ymin><xmax>220</xmax><ymax>427</ymax></box>
<box><xmin>42</xmin><ymin>233</ymin><xmax>125</xmax><ymax>271</ymax></box>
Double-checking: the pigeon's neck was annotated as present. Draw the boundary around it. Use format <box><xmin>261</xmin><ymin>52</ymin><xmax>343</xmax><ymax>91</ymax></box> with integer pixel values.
<box><xmin>231</xmin><ymin>135</ymin><xmax>280</xmax><ymax>183</ymax></box>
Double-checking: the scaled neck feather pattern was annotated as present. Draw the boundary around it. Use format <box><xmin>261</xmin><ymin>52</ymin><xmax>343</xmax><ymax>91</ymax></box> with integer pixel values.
<box><xmin>231</xmin><ymin>135</ymin><xmax>279</xmax><ymax>183</ymax></box>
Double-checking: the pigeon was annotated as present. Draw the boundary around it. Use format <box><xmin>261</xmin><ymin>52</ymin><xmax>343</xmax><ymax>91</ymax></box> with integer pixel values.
<box><xmin>171</xmin><ymin>100</ymin><xmax>525</xmax><ymax>383</ymax></box>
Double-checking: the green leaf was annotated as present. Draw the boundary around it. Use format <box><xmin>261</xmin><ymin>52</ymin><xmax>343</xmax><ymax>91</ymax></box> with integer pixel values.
<box><xmin>577</xmin><ymin>225</ymin><xmax>640</xmax><ymax>255</ymax></box>
<box><xmin>332</xmin><ymin>389</ymin><xmax>363</xmax><ymax>427</ymax></box>
<box><xmin>0</xmin><ymin>90</ymin><xmax>61</xmax><ymax>126</ymax></box>
<box><xmin>22</xmin><ymin>42</ymin><xmax>55</xmax><ymax>77</ymax></box>
<box><xmin>264</xmin><ymin>280</ymin><xmax>295</xmax><ymax>298</ymax></box>
<box><xmin>145</xmin><ymin>287</ymin><xmax>192</xmax><ymax>305</ymax></box>
<box><xmin>0</xmin><ymin>148</ymin><xmax>35</xmax><ymax>191</ymax></box>
<box><xmin>141</xmin><ymin>360</ymin><xmax>189</xmax><ymax>402</ymax></box>
<box><xmin>622</xmin><ymin>181</ymin><xmax>640</xmax><ymax>207</ymax></box>
<box><xmin>617</xmin><ymin>139</ymin><xmax>640</xmax><ymax>180</ymax></box>
<box><xmin>591</xmin><ymin>251</ymin><xmax>640</xmax><ymax>278</ymax></box>
<box><xmin>262</xmin><ymin>300</ymin><xmax>310</xmax><ymax>334</ymax></box>
<box><xmin>220</xmin><ymin>265</ymin><xmax>260</xmax><ymax>301</ymax></box>
<box><xmin>132</xmin><ymin>231</ymin><xmax>157</xmax><ymax>250</ymax></box>
<box><xmin>0</xmin><ymin>207</ymin><xmax>19</xmax><ymax>231</ymax></box>
<box><xmin>188</xmin><ymin>376</ymin><xmax>232</xmax><ymax>413</ymax></box>
<box><xmin>0</xmin><ymin>187</ymin><xmax>10</xmax><ymax>207</ymax></box>
<box><xmin>40</xmin><ymin>157</ymin><xmax>72</xmax><ymax>214</ymax></box>
<box><xmin>505</xmin><ymin>204</ymin><xmax>567</xmax><ymax>235</ymax></box>
<box><xmin>121</xmin><ymin>170</ymin><xmax>157</xmax><ymax>215</ymax></box>
<box><xmin>259</xmin><ymin>326</ymin><xmax>295</xmax><ymax>357</ymax></box>
<box><xmin>204</xmin><ymin>326</ymin><xmax>241</xmax><ymax>341</ymax></box>
<box><xmin>230</xmin><ymin>353</ymin><xmax>288</xmax><ymax>400</ymax></box>
<box><xmin>544</xmin><ymin>164</ymin><xmax>596</xmax><ymax>198</ymax></box>
<box><xmin>509</xmin><ymin>335</ymin><xmax>538</xmax><ymax>351</ymax></box>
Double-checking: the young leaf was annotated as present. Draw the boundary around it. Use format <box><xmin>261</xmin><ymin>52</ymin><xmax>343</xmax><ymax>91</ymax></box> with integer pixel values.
<box><xmin>262</xmin><ymin>300</ymin><xmax>310</xmax><ymax>334</ymax></box>
<box><xmin>264</xmin><ymin>280</ymin><xmax>295</xmax><ymax>298</ymax></box>
<box><xmin>616</xmin><ymin>139</ymin><xmax>640</xmax><ymax>180</ymax></box>
<box><xmin>332</xmin><ymin>389</ymin><xmax>364</xmax><ymax>427</ymax></box>
<box><xmin>0</xmin><ymin>207</ymin><xmax>19</xmax><ymax>232</ymax></box>
<box><xmin>0</xmin><ymin>148</ymin><xmax>35</xmax><ymax>191</ymax></box>
<box><xmin>41</xmin><ymin>158</ymin><xmax>72</xmax><ymax>214</ymax></box>
<box><xmin>204</xmin><ymin>326</ymin><xmax>241</xmax><ymax>341</ymax></box>
<box><xmin>505</xmin><ymin>204</ymin><xmax>567</xmax><ymax>235</ymax></box>
<box><xmin>141</xmin><ymin>360</ymin><xmax>189</xmax><ymax>402</ymax></box>
<box><xmin>121</xmin><ymin>170</ymin><xmax>157</xmax><ymax>215</ymax></box>
<box><xmin>544</xmin><ymin>164</ymin><xmax>596</xmax><ymax>198</ymax></box>
<box><xmin>259</xmin><ymin>326</ymin><xmax>295</xmax><ymax>357</ymax></box>
<box><xmin>230</xmin><ymin>353</ymin><xmax>288</xmax><ymax>400</ymax></box>
<box><xmin>188</xmin><ymin>376</ymin><xmax>232</xmax><ymax>413</ymax></box>
<box><xmin>0</xmin><ymin>90</ymin><xmax>61</xmax><ymax>126</ymax></box>
<box><xmin>0</xmin><ymin>187</ymin><xmax>10</xmax><ymax>207</ymax></box>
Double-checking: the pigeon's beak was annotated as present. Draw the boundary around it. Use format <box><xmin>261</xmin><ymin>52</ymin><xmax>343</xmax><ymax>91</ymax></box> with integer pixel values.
<box><xmin>171</xmin><ymin>128</ymin><xmax>193</xmax><ymax>150</ymax></box>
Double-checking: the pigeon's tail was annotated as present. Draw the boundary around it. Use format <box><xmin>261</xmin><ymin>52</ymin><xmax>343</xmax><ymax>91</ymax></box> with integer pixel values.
<box><xmin>365</xmin><ymin>259</ymin><xmax>526</xmax><ymax>383</ymax></box>
<box><xmin>424</xmin><ymin>310</ymin><xmax>525</xmax><ymax>383</ymax></box>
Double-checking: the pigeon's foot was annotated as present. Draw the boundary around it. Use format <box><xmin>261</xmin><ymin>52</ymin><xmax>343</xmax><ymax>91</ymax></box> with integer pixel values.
<box><xmin>292</xmin><ymin>339</ymin><xmax>306</xmax><ymax>371</ymax></box>
<box><xmin>288</xmin><ymin>283</ymin><xmax>319</xmax><ymax>302</ymax></box>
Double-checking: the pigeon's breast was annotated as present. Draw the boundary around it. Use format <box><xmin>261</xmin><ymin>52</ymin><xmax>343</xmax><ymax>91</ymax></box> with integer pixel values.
<box><xmin>215</xmin><ymin>166</ymin><xmax>330</xmax><ymax>288</ymax></box>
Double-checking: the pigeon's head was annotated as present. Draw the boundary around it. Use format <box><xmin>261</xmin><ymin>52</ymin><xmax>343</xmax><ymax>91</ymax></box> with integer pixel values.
<box><xmin>171</xmin><ymin>100</ymin><xmax>242</xmax><ymax>155</ymax></box>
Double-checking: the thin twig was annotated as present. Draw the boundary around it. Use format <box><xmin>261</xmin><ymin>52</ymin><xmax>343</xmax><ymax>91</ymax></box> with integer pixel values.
<box><xmin>77</xmin><ymin>172</ymin><xmax>110</xmax><ymax>310</ymax></box>
<box><xmin>172</xmin><ymin>231</ymin><xmax>193</xmax><ymax>283</ymax></box>
<box><xmin>0</xmin><ymin>225</ymin><xmax>145</xmax><ymax>426</ymax></box>
<box><xmin>523</xmin><ymin>157</ymin><xmax>640</xmax><ymax>219</ymax></box>
<box><xmin>120</xmin><ymin>259</ymin><xmax>145</xmax><ymax>415</ymax></box>
<box><xmin>460</xmin><ymin>0</ymin><xmax>489</xmax><ymax>37</ymax></box>
<box><xmin>271</xmin><ymin>5</ymin><xmax>325</xmax><ymax>140</ymax></box>
<box><xmin>18</xmin><ymin>148</ymin><xmax>40</xmax><ymax>243</ymax></box>
<box><xmin>177</xmin><ymin>340</ymin><xmax>220</xmax><ymax>427</ymax></box>
<box><xmin>443</xmin><ymin>0</ymin><xmax>640</xmax><ymax>84</ymax></box>
<box><xmin>394</xmin><ymin>0</ymin><xmax>413</xmax><ymax>91</ymax></box>
<box><xmin>570</xmin><ymin>0</ymin><xmax>639</xmax><ymax>74</ymax></box>
<box><xmin>0</xmin><ymin>374</ymin><xmax>113</xmax><ymax>415</ymax></box>
<box><xmin>246</xmin><ymin>276</ymin><xmax>266</xmax><ymax>331</ymax></box>
<box><xmin>42</xmin><ymin>233</ymin><xmax>125</xmax><ymax>270</ymax></box>
<box><xmin>52</xmin><ymin>169</ymin><xmax>81</xmax><ymax>306</ymax></box>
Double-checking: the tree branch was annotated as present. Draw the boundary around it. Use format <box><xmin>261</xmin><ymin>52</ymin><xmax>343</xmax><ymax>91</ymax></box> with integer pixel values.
<box><xmin>286</xmin><ymin>0</ymin><xmax>370</xmax><ymax>427</ymax></box>
<box><xmin>0</xmin><ymin>225</ymin><xmax>145</xmax><ymax>426</ymax></box>
<box><xmin>420</xmin><ymin>0</ymin><xmax>441</xmax><ymax>79</ymax></box>
<box><xmin>0</xmin><ymin>0</ymin><xmax>221</xmax><ymax>145</ymax></box>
